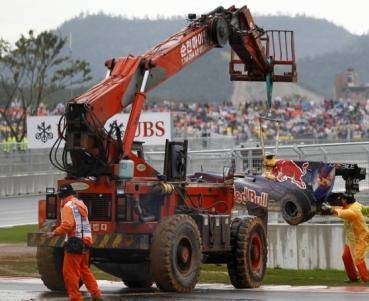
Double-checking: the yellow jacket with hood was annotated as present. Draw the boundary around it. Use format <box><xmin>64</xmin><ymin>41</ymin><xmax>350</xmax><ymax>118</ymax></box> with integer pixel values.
<box><xmin>334</xmin><ymin>201</ymin><xmax>369</xmax><ymax>264</ymax></box>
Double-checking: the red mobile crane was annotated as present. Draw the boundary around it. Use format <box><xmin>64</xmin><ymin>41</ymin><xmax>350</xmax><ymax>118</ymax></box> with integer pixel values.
<box><xmin>28</xmin><ymin>5</ymin><xmax>296</xmax><ymax>292</ymax></box>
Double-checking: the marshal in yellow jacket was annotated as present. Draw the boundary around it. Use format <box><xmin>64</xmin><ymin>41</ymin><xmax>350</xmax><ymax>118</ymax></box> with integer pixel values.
<box><xmin>334</xmin><ymin>201</ymin><xmax>369</xmax><ymax>265</ymax></box>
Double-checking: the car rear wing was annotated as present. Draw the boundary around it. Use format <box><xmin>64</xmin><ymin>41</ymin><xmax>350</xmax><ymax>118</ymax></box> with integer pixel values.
<box><xmin>333</xmin><ymin>163</ymin><xmax>366</xmax><ymax>194</ymax></box>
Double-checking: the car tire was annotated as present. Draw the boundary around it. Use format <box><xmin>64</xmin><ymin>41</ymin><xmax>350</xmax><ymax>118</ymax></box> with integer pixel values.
<box><xmin>280</xmin><ymin>192</ymin><xmax>316</xmax><ymax>225</ymax></box>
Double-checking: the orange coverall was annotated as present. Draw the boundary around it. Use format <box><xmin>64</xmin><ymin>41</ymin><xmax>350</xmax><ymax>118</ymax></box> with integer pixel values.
<box><xmin>334</xmin><ymin>201</ymin><xmax>369</xmax><ymax>282</ymax></box>
<box><xmin>53</xmin><ymin>195</ymin><xmax>101</xmax><ymax>301</ymax></box>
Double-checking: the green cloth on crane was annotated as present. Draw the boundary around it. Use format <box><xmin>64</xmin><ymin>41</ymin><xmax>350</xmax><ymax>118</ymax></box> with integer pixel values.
<box><xmin>266</xmin><ymin>73</ymin><xmax>273</xmax><ymax>109</ymax></box>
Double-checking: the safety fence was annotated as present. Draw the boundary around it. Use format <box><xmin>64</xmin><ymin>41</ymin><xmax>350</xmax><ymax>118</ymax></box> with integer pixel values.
<box><xmin>1</xmin><ymin>141</ymin><xmax>369</xmax><ymax>197</ymax></box>
<box><xmin>145</xmin><ymin>141</ymin><xmax>369</xmax><ymax>193</ymax></box>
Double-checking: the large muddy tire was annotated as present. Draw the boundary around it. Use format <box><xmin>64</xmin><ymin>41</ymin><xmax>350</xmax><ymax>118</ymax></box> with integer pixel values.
<box><xmin>227</xmin><ymin>217</ymin><xmax>267</xmax><ymax>288</ymax></box>
<box><xmin>150</xmin><ymin>215</ymin><xmax>202</xmax><ymax>292</ymax></box>
<box><xmin>37</xmin><ymin>246</ymin><xmax>65</xmax><ymax>291</ymax></box>
<box><xmin>36</xmin><ymin>221</ymin><xmax>65</xmax><ymax>291</ymax></box>
<box><xmin>280</xmin><ymin>192</ymin><xmax>316</xmax><ymax>225</ymax></box>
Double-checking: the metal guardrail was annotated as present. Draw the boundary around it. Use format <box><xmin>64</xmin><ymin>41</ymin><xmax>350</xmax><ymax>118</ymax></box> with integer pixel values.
<box><xmin>1</xmin><ymin>141</ymin><xmax>369</xmax><ymax>197</ymax></box>
<box><xmin>145</xmin><ymin>141</ymin><xmax>369</xmax><ymax>193</ymax></box>
<box><xmin>0</xmin><ymin>172</ymin><xmax>63</xmax><ymax>197</ymax></box>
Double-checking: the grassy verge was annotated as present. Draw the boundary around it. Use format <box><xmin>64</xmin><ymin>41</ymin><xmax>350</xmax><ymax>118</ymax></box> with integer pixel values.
<box><xmin>0</xmin><ymin>256</ymin><xmax>352</xmax><ymax>286</ymax></box>
<box><xmin>0</xmin><ymin>226</ymin><xmax>353</xmax><ymax>286</ymax></box>
<box><xmin>0</xmin><ymin>256</ymin><xmax>38</xmax><ymax>277</ymax></box>
<box><xmin>200</xmin><ymin>265</ymin><xmax>350</xmax><ymax>286</ymax></box>
<box><xmin>0</xmin><ymin>256</ymin><xmax>119</xmax><ymax>280</ymax></box>
<box><xmin>0</xmin><ymin>224</ymin><xmax>37</xmax><ymax>244</ymax></box>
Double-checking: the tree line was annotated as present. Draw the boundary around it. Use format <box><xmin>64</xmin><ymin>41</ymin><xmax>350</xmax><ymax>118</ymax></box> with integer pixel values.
<box><xmin>0</xmin><ymin>31</ymin><xmax>91</xmax><ymax>141</ymax></box>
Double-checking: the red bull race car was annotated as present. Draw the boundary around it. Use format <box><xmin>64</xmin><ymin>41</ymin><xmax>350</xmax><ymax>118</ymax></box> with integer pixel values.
<box><xmin>235</xmin><ymin>155</ymin><xmax>366</xmax><ymax>225</ymax></box>
<box><xmin>190</xmin><ymin>155</ymin><xmax>366</xmax><ymax>225</ymax></box>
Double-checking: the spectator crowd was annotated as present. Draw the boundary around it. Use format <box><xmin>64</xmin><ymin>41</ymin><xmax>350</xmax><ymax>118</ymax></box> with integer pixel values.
<box><xmin>145</xmin><ymin>97</ymin><xmax>369</xmax><ymax>143</ymax></box>
<box><xmin>2</xmin><ymin>97</ymin><xmax>369</xmax><ymax>145</ymax></box>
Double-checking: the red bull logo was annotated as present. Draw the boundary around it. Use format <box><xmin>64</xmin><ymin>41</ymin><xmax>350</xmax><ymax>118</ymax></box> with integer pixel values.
<box><xmin>234</xmin><ymin>187</ymin><xmax>268</xmax><ymax>207</ymax></box>
<box><xmin>273</xmin><ymin>160</ymin><xmax>309</xmax><ymax>189</ymax></box>
<box><xmin>318</xmin><ymin>174</ymin><xmax>333</xmax><ymax>187</ymax></box>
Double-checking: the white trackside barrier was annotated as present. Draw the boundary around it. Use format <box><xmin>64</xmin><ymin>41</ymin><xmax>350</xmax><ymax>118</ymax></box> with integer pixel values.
<box><xmin>0</xmin><ymin>172</ymin><xmax>64</xmax><ymax>197</ymax></box>
<box><xmin>268</xmin><ymin>223</ymin><xmax>345</xmax><ymax>270</ymax></box>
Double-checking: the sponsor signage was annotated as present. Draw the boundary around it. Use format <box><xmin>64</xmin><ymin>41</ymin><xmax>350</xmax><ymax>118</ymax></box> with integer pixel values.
<box><xmin>104</xmin><ymin>112</ymin><xmax>171</xmax><ymax>145</ymax></box>
<box><xmin>180</xmin><ymin>30</ymin><xmax>209</xmax><ymax>65</ymax></box>
<box><xmin>234</xmin><ymin>187</ymin><xmax>268</xmax><ymax>208</ymax></box>
<box><xmin>27</xmin><ymin>116</ymin><xmax>63</xmax><ymax>149</ymax></box>
<box><xmin>273</xmin><ymin>160</ymin><xmax>309</xmax><ymax>189</ymax></box>
<box><xmin>27</xmin><ymin>112</ymin><xmax>171</xmax><ymax>149</ymax></box>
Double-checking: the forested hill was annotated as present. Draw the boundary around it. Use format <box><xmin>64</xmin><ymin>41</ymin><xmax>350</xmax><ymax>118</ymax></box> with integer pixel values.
<box><xmin>56</xmin><ymin>13</ymin><xmax>360</xmax><ymax>100</ymax></box>
<box><xmin>299</xmin><ymin>35</ymin><xmax>369</xmax><ymax>95</ymax></box>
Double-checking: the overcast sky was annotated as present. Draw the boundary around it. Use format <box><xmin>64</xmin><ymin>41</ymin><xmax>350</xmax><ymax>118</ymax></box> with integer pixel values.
<box><xmin>2</xmin><ymin>0</ymin><xmax>369</xmax><ymax>43</ymax></box>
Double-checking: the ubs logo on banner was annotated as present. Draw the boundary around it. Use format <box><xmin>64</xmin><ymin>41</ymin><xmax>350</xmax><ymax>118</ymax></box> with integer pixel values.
<box><xmin>105</xmin><ymin>112</ymin><xmax>171</xmax><ymax>145</ymax></box>
<box><xmin>27</xmin><ymin>116</ymin><xmax>62</xmax><ymax>149</ymax></box>
<box><xmin>108</xmin><ymin>120</ymin><xmax>166</xmax><ymax>139</ymax></box>
<box><xmin>35</xmin><ymin>121</ymin><xmax>53</xmax><ymax>143</ymax></box>
<box><xmin>26</xmin><ymin>112</ymin><xmax>172</xmax><ymax>149</ymax></box>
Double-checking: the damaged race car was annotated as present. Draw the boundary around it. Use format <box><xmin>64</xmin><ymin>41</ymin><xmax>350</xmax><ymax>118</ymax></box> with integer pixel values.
<box><xmin>231</xmin><ymin>116</ymin><xmax>367</xmax><ymax>225</ymax></box>
<box><xmin>233</xmin><ymin>154</ymin><xmax>366</xmax><ymax>225</ymax></box>
<box><xmin>190</xmin><ymin>153</ymin><xmax>366</xmax><ymax>226</ymax></box>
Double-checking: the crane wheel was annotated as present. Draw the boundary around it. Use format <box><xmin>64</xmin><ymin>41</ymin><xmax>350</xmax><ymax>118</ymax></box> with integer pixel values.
<box><xmin>227</xmin><ymin>217</ymin><xmax>267</xmax><ymax>288</ymax></box>
<box><xmin>37</xmin><ymin>246</ymin><xmax>66</xmax><ymax>291</ymax></box>
<box><xmin>36</xmin><ymin>221</ymin><xmax>65</xmax><ymax>291</ymax></box>
<box><xmin>150</xmin><ymin>215</ymin><xmax>202</xmax><ymax>292</ymax></box>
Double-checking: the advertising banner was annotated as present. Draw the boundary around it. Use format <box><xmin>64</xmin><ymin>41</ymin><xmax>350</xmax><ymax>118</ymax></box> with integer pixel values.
<box><xmin>27</xmin><ymin>112</ymin><xmax>171</xmax><ymax>148</ymax></box>
<box><xmin>105</xmin><ymin>112</ymin><xmax>171</xmax><ymax>145</ymax></box>
<box><xmin>27</xmin><ymin>116</ymin><xmax>64</xmax><ymax>149</ymax></box>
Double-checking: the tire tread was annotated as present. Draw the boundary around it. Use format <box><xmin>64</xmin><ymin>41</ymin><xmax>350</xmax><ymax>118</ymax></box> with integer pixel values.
<box><xmin>227</xmin><ymin>216</ymin><xmax>267</xmax><ymax>289</ymax></box>
<box><xmin>150</xmin><ymin>215</ymin><xmax>202</xmax><ymax>293</ymax></box>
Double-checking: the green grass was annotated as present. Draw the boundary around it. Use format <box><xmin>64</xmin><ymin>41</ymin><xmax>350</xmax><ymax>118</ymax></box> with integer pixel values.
<box><xmin>200</xmin><ymin>265</ymin><xmax>350</xmax><ymax>286</ymax></box>
<box><xmin>263</xmin><ymin>268</ymin><xmax>348</xmax><ymax>286</ymax></box>
<box><xmin>0</xmin><ymin>256</ymin><xmax>119</xmax><ymax>280</ymax></box>
<box><xmin>0</xmin><ymin>256</ymin><xmax>38</xmax><ymax>277</ymax></box>
<box><xmin>0</xmin><ymin>257</ymin><xmax>353</xmax><ymax>286</ymax></box>
<box><xmin>0</xmin><ymin>224</ymin><xmax>37</xmax><ymax>244</ymax></box>
<box><xmin>91</xmin><ymin>266</ymin><xmax>119</xmax><ymax>281</ymax></box>
<box><xmin>0</xmin><ymin>225</ymin><xmax>355</xmax><ymax>286</ymax></box>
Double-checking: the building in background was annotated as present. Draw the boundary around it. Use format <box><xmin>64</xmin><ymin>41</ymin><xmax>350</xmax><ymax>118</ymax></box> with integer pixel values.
<box><xmin>335</xmin><ymin>68</ymin><xmax>369</xmax><ymax>102</ymax></box>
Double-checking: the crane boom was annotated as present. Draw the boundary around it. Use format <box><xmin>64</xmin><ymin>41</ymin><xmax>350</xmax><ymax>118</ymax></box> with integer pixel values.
<box><xmin>51</xmin><ymin>5</ymin><xmax>297</xmax><ymax>178</ymax></box>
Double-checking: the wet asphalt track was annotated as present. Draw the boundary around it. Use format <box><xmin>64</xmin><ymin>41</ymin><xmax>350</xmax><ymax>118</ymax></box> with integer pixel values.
<box><xmin>1</xmin><ymin>279</ymin><xmax>369</xmax><ymax>301</ymax></box>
